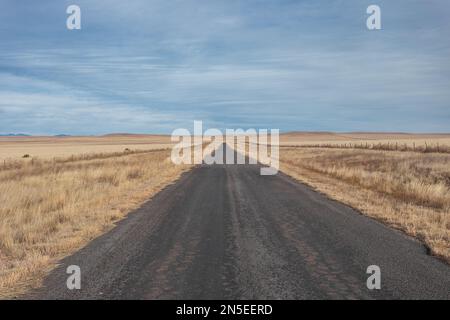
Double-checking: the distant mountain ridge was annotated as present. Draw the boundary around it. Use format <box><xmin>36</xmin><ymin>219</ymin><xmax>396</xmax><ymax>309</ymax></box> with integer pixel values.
<box><xmin>0</xmin><ymin>133</ymin><xmax>30</xmax><ymax>136</ymax></box>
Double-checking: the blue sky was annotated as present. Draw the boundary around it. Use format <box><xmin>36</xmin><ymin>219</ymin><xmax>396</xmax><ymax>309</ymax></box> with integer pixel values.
<box><xmin>0</xmin><ymin>0</ymin><xmax>449</xmax><ymax>135</ymax></box>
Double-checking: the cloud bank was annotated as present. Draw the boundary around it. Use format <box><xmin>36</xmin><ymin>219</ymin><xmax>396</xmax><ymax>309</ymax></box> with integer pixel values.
<box><xmin>0</xmin><ymin>0</ymin><xmax>449</xmax><ymax>134</ymax></box>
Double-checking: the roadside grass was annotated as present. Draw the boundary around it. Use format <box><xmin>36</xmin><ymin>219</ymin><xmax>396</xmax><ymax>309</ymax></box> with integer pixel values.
<box><xmin>280</xmin><ymin>147</ymin><xmax>450</xmax><ymax>262</ymax></box>
<box><xmin>0</xmin><ymin>149</ymin><xmax>192</xmax><ymax>298</ymax></box>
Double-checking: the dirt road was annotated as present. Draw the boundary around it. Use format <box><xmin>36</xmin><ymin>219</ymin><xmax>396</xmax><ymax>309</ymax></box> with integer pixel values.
<box><xmin>30</xmin><ymin>147</ymin><xmax>450</xmax><ymax>299</ymax></box>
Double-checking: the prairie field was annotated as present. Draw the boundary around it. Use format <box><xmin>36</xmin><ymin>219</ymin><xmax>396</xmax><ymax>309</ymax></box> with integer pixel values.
<box><xmin>280</xmin><ymin>132</ymin><xmax>450</xmax><ymax>153</ymax></box>
<box><xmin>279</xmin><ymin>134</ymin><xmax>450</xmax><ymax>262</ymax></box>
<box><xmin>0</xmin><ymin>135</ymin><xmax>173</xmax><ymax>161</ymax></box>
<box><xmin>0</xmin><ymin>146</ymin><xmax>191</xmax><ymax>297</ymax></box>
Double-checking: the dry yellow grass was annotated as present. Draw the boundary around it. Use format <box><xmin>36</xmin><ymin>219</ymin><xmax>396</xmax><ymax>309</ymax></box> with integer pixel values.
<box><xmin>0</xmin><ymin>135</ymin><xmax>173</xmax><ymax>160</ymax></box>
<box><xmin>280</xmin><ymin>147</ymin><xmax>450</xmax><ymax>262</ymax></box>
<box><xmin>280</xmin><ymin>132</ymin><xmax>450</xmax><ymax>152</ymax></box>
<box><xmin>0</xmin><ymin>148</ymin><xmax>192</xmax><ymax>298</ymax></box>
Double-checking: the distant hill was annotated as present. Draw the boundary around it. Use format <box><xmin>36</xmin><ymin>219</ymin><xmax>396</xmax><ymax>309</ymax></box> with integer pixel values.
<box><xmin>280</xmin><ymin>131</ymin><xmax>450</xmax><ymax>143</ymax></box>
<box><xmin>0</xmin><ymin>133</ymin><xmax>30</xmax><ymax>136</ymax></box>
<box><xmin>101</xmin><ymin>133</ymin><xmax>169</xmax><ymax>138</ymax></box>
<box><xmin>53</xmin><ymin>134</ymin><xmax>71</xmax><ymax>137</ymax></box>
<box><xmin>102</xmin><ymin>133</ymin><xmax>137</xmax><ymax>137</ymax></box>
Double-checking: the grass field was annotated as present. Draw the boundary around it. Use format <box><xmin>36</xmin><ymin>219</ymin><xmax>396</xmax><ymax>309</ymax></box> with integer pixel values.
<box><xmin>280</xmin><ymin>132</ymin><xmax>450</xmax><ymax>144</ymax></box>
<box><xmin>0</xmin><ymin>145</ymin><xmax>191</xmax><ymax>297</ymax></box>
<box><xmin>279</xmin><ymin>133</ymin><xmax>450</xmax><ymax>262</ymax></box>
<box><xmin>0</xmin><ymin>135</ymin><xmax>173</xmax><ymax>161</ymax></box>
